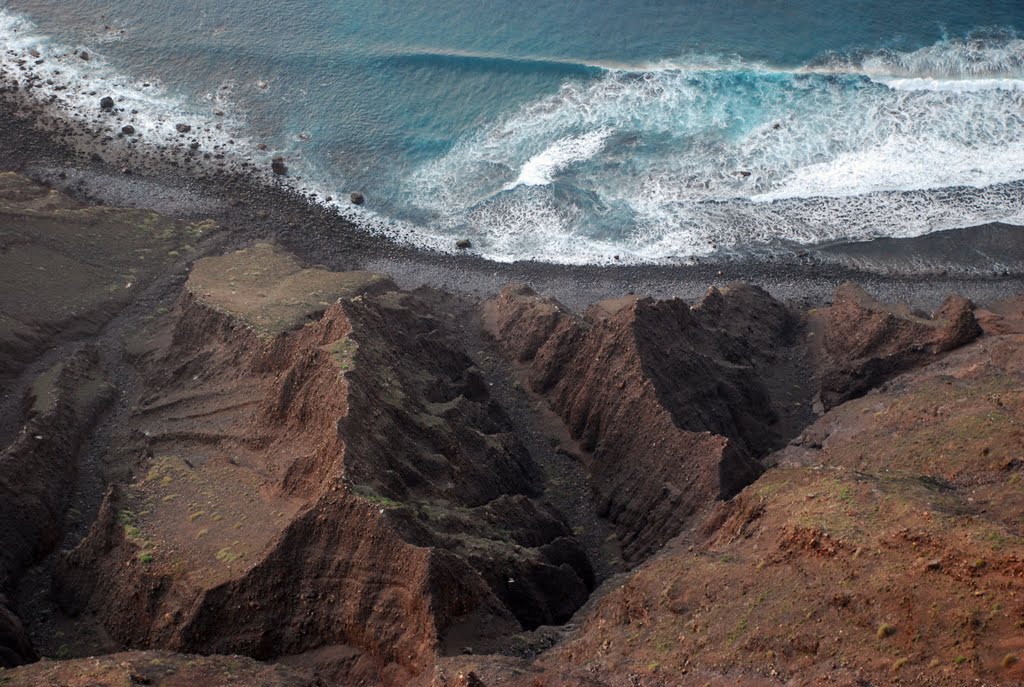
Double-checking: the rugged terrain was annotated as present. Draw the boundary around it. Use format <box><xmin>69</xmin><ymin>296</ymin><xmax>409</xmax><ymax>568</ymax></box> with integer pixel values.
<box><xmin>1</xmin><ymin>169</ymin><xmax>1023</xmax><ymax>686</ymax></box>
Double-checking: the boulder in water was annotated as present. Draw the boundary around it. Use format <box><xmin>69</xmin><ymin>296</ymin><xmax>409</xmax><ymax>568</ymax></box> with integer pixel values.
<box><xmin>120</xmin><ymin>125</ymin><xmax>135</xmax><ymax>135</ymax></box>
<box><xmin>350</xmin><ymin>191</ymin><xmax>365</xmax><ymax>205</ymax></box>
<box><xmin>175</xmin><ymin>123</ymin><xmax>192</xmax><ymax>134</ymax></box>
<box><xmin>99</xmin><ymin>96</ymin><xmax>114</xmax><ymax>110</ymax></box>
<box><xmin>456</xmin><ymin>239</ymin><xmax>472</xmax><ymax>250</ymax></box>
<box><xmin>271</xmin><ymin>157</ymin><xmax>288</xmax><ymax>175</ymax></box>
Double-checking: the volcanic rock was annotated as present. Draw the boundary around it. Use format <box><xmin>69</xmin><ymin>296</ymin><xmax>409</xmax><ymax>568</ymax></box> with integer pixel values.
<box><xmin>0</xmin><ymin>349</ymin><xmax>113</xmax><ymax>667</ymax></box>
<box><xmin>120</xmin><ymin>124</ymin><xmax>135</xmax><ymax>135</ymax></box>
<box><xmin>175</xmin><ymin>123</ymin><xmax>191</xmax><ymax>134</ymax></box>
<box><xmin>350</xmin><ymin>191</ymin><xmax>364</xmax><ymax>205</ymax></box>
<box><xmin>504</xmin><ymin>312</ymin><xmax>1024</xmax><ymax>687</ymax></box>
<box><xmin>456</xmin><ymin>239</ymin><xmax>472</xmax><ymax>250</ymax></box>
<box><xmin>271</xmin><ymin>156</ymin><xmax>288</xmax><ymax>175</ymax></box>
<box><xmin>99</xmin><ymin>96</ymin><xmax>114</xmax><ymax>110</ymax></box>
<box><xmin>815</xmin><ymin>282</ymin><xmax>982</xmax><ymax>409</ymax></box>
<box><xmin>488</xmin><ymin>283</ymin><xmax>812</xmax><ymax>562</ymax></box>
<box><xmin>55</xmin><ymin>245</ymin><xmax>590</xmax><ymax>684</ymax></box>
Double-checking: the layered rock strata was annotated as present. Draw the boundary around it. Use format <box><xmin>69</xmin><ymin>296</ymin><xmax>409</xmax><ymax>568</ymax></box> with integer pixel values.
<box><xmin>55</xmin><ymin>245</ymin><xmax>590</xmax><ymax>684</ymax></box>
<box><xmin>487</xmin><ymin>283</ymin><xmax>811</xmax><ymax>562</ymax></box>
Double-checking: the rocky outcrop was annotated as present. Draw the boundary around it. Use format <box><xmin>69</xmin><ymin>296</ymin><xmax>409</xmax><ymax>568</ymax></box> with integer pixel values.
<box><xmin>0</xmin><ymin>349</ymin><xmax>113</xmax><ymax>667</ymax></box>
<box><xmin>432</xmin><ymin>309</ymin><xmax>1024</xmax><ymax>687</ymax></box>
<box><xmin>488</xmin><ymin>284</ymin><xmax>812</xmax><ymax>563</ymax></box>
<box><xmin>55</xmin><ymin>246</ymin><xmax>590</xmax><ymax>684</ymax></box>
<box><xmin>2</xmin><ymin>650</ymin><xmax>316</xmax><ymax>686</ymax></box>
<box><xmin>816</xmin><ymin>283</ymin><xmax>981</xmax><ymax>409</ymax></box>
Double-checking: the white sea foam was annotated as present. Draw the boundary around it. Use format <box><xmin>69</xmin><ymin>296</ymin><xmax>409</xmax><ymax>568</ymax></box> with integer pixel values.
<box><xmin>396</xmin><ymin>32</ymin><xmax>1024</xmax><ymax>263</ymax></box>
<box><xmin>2</xmin><ymin>5</ymin><xmax>1022</xmax><ymax>266</ymax></box>
<box><xmin>509</xmin><ymin>127</ymin><xmax>612</xmax><ymax>188</ymax></box>
<box><xmin>872</xmin><ymin>76</ymin><xmax>1024</xmax><ymax>92</ymax></box>
<box><xmin>0</xmin><ymin>9</ymin><xmax>268</xmax><ymax>177</ymax></box>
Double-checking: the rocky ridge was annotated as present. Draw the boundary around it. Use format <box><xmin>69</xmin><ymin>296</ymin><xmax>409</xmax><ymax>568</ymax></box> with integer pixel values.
<box><xmin>0</xmin><ymin>170</ymin><xmax>1020</xmax><ymax>687</ymax></box>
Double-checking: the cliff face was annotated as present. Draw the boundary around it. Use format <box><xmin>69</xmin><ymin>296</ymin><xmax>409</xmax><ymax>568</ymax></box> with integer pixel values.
<box><xmin>815</xmin><ymin>282</ymin><xmax>982</xmax><ymax>409</ymax></box>
<box><xmin>0</xmin><ymin>349</ymin><xmax>113</xmax><ymax>667</ymax></box>
<box><xmin>487</xmin><ymin>283</ymin><xmax>812</xmax><ymax>563</ymax></box>
<box><xmin>54</xmin><ymin>245</ymin><xmax>590</xmax><ymax>684</ymax></box>
<box><xmin>0</xmin><ymin>167</ymin><xmax>1016</xmax><ymax>687</ymax></box>
<box><xmin>424</xmin><ymin>294</ymin><xmax>1023</xmax><ymax>687</ymax></box>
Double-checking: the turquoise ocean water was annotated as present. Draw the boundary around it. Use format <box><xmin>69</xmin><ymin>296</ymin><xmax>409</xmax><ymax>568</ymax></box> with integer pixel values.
<box><xmin>2</xmin><ymin>0</ymin><xmax>1024</xmax><ymax>263</ymax></box>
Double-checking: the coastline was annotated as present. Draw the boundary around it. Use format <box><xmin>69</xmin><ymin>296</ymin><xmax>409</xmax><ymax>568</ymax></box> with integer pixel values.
<box><xmin>1</xmin><ymin>87</ymin><xmax>1024</xmax><ymax>313</ymax></box>
<box><xmin>5</xmin><ymin>46</ymin><xmax>1024</xmax><ymax>686</ymax></box>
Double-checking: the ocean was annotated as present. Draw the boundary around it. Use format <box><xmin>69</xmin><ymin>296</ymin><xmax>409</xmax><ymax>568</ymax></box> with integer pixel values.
<box><xmin>2</xmin><ymin>0</ymin><xmax>1024</xmax><ymax>264</ymax></box>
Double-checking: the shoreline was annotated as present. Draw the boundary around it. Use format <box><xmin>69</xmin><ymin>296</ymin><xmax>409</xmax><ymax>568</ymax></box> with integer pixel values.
<box><xmin>2</xmin><ymin>88</ymin><xmax>1024</xmax><ymax>312</ymax></box>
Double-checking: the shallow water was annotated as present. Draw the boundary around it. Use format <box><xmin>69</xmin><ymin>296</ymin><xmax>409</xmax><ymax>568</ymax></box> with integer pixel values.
<box><xmin>2</xmin><ymin>0</ymin><xmax>1024</xmax><ymax>263</ymax></box>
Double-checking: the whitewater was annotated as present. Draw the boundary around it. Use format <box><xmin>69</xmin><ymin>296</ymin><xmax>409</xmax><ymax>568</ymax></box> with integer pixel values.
<box><xmin>1</xmin><ymin>4</ymin><xmax>1023</xmax><ymax>264</ymax></box>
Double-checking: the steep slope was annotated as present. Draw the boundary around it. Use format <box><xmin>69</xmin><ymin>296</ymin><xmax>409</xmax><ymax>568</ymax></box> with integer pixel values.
<box><xmin>0</xmin><ymin>350</ymin><xmax>113</xmax><ymax>667</ymax></box>
<box><xmin>814</xmin><ymin>282</ymin><xmax>981</xmax><ymax>409</ymax></box>
<box><xmin>487</xmin><ymin>284</ymin><xmax>812</xmax><ymax>562</ymax></box>
<box><xmin>54</xmin><ymin>245</ymin><xmax>590</xmax><ymax>685</ymax></box>
<box><xmin>433</xmin><ymin>296</ymin><xmax>1024</xmax><ymax>687</ymax></box>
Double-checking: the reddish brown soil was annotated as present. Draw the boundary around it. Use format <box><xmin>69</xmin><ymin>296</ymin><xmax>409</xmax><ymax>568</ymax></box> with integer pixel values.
<box><xmin>1</xmin><ymin>650</ymin><xmax>316</xmax><ymax>686</ymax></box>
<box><xmin>50</xmin><ymin>245</ymin><xmax>590</xmax><ymax>685</ymax></box>
<box><xmin>2</xmin><ymin>171</ymin><xmax>1021</xmax><ymax>687</ymax></box>
<box><xmin>814</xmin><ymin>282</ymin><xmax>981</xmax><ymax>409</ymax></box>
<box><xmin>487</xmin><ymin>283</ymin><xmax>814</xmax><ymax>563</ymax></box>
<box><xmin>421</xmin><ymin>296</ymin><xmax>1024</xmax><ymax>687</ymax></box>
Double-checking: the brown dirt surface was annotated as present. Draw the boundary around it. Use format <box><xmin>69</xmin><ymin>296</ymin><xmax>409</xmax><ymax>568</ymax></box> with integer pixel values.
<box><xmin>0</xmin><ymin>172</ymin><xmax>218</xmax><ymax>385</ymax></box>
<box><xmin>49</xmin><ymin>245</ymin><xmax>590</xmax><ymax>685</ymax></box>
<box><xmin>815</xmin><ymin>282</ymin><xmax>982</xmax><ymax>409</ymax></box>
<box><xmin>1</xmin><ymin>162</ymin><xmax>1021</xmax><ymax>687</ymax></box>
<box><xmin>0</xmin><ymin>650</ymin><xmax>317</xmax><ymax>686</ymax></box>
<box><xmin>426</xmin><ymin>300</ymin><xmax>1024</xmax><ymax>687</ymax></box>
<box><xmin>487</xmin><ymin>283</ymin><xmax>815</xmax><ymax>563</ymax></box>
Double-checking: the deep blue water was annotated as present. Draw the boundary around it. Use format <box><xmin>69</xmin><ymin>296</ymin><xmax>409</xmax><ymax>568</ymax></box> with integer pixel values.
<box><xmin>2</xmin><ymin>1</ymin><xmax>1024</xmax><ymax>263</ymax></box>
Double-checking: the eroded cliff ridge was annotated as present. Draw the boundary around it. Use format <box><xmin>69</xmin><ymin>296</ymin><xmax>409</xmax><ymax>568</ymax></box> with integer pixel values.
<box><xmin>1</xmin><ymin>171</ymin><xmax>1021</xmax><ymax>687</ymax></box>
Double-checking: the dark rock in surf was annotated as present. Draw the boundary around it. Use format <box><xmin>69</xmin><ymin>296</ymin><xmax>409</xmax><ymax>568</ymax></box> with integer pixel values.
<box><xmin>271</xmin><ymin>157</ymin><xmax>288</xmax><ymax>175</ymax></box>
<box><xmin>120</xmin><ymin>125</ymin><xmax>135</xmax><ymax>136</ymax></box>
<box><xmin>99</xmin><ymin>96</ymin><xmax>114</xmax><ymax>110</ymax></box>
<box><xmin>456</xmin><ymin>239</ymin><xmax>472</xmax><ymax>250</ymax></box>
<box><xmin>175</xmin><ymin>123</ymin><xmax>192</xmax><ymax>134</ymax></box>
<box><xmin>79</xmin><ymin>51</ymin><xmax>90</xmax><ymax>61</ymax></box>
<box><xmin>350</xmin><ymin>191</ymin><xmax>365</xmax><ymax>205</ymax></box>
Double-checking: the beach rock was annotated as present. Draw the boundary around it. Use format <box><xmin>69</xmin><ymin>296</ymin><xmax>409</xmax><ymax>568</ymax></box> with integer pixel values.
<box><xmin>815</xmin><ymin>283</ymin><xmax>982</xmax><ymax>409</ymax></box>
<box><xmin>175</xmin><ymin>123</ymin><xmax>192</xmax><ymax>134</ymax></box>
<box><xmin>79</xmin><ymin>51</ymin><xmax>90</xmax><ymax>61</ymax></box>
<box><xmin>350</xmin><ymin>191</ymin><xmax>365</xmax><ymax>205</ymax></box>
<box><xmin>456</xmin><ymin>239</ymin><xmax>472</xmax><ymax>250</ymax></box>
<box><xmin>99</xmin><ymin>96</ymin><xmax>115</xmax><ymax>110</ymax></box>
<box><xmin>271</xmin><ymin>156</ymin><xmax>288</xmax><ymax>175</ymax></box>
<box><xmin>120</xmin><ymin>125</ymin><xmax>135</xmax><ymax>135</ymax></box>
